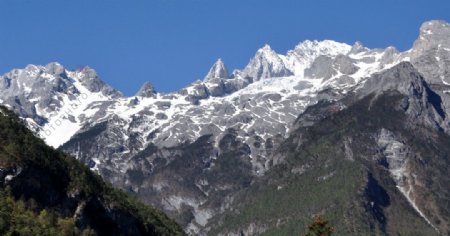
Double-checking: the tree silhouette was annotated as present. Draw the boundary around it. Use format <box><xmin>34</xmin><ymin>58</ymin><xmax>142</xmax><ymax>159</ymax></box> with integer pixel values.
<box><xmin>304</xmin><ymin>215</ymin><xmax>335</xmax><ymax>236</ymax></box>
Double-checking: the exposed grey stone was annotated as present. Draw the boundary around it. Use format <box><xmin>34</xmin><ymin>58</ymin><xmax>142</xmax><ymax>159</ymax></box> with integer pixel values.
<box><xmin>204</xmin><ymin>58</ymin><xmax>229</xmax><ymax>80</ymax></box>
<box><xmin>304</xmin><ymin>55</ymin><xmax>335</xmax><ymax>79</ymax></box>
<box><xmin>155</xmin><ymin>113</ymin><xmax>168</xmax><ymax>120</ymax></box>
<box><xmin>293</xmin><ymin>81</ymin><xmax>313</xmax><ymax>90</ymax></box>
<box><xmin>333</xmin><ymin>55</ymin><xmax>359</xmax><ymax>75</ymax></box>
<box><xmin>77</xmin><ymin>66</ymin><xmax>123</xmax><ymax>98</ymax></box>
<box><xmin>136</xmin><ymin>82</ymin><xmax>157</xmax><ymax>97</ymax></box>
<box><xmin>155</xmin><ymin>101</ymin><xmax>171</xmax><ymax>110</ymax></box>
<box><xmin>411</xmin><ymin>20</ymin><xmax>450</xmax><ymax>55</ymax></box>
<box><xmin>262</xmin><ymin>93</ymin><xmax>282</xmax><ymax>102</ymax></box>
<box><xmin>359</xmin><ymin>62</ymin><xmax>447</xmax><ymax>132</ymax></box>
<box><xmin>349</xmin><ymin>41</ymin><xmax>367</xmax><ymax>54</ymax></box>
<box><xmin>242</xmin><ymin>44</ymin><xmax>293</xmax><ymax>80</ymax></box>
<box><xmin>380</xmin><ymin>47</ymin><xmax>399</xmax><ymax>65</ymax></box>
<box><xmin>335</xmin><ymin>75</ymin><xmax>356</xmax><ymax>85</ymax></box>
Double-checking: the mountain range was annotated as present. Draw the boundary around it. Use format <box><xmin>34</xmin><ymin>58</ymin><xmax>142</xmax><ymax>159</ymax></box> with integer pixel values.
<box><xmin>1</xmin><ymin>20</ymin><xmax>449</xmax><ymax>235</ymax></box>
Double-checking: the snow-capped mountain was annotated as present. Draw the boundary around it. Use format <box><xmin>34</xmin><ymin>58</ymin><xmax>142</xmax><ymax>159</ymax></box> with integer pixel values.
<box><xmin>204</xmin><ymin>58</ymin><xmax>229</xmax><ymax>80</ymax></box>
<box><xmin>1</xmin><ymin>20</ymin><xmax>450</xmax><ymax>235</ymax></box>
<box><xmin>2</xmin><ymin>38</ymin><xmax>402</xmax><ymax>172</ymax></box>
<box><xmin>0</xmin><ymin>63</ymin><xmax>122</xmax><ymax>147</ymax></box>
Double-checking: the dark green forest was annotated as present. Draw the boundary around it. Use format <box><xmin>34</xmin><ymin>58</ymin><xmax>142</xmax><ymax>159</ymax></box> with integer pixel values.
<box><xmin>0</xmin><ymin>106</ymin><xmax>184</xmax><ymax>236</ymax></box>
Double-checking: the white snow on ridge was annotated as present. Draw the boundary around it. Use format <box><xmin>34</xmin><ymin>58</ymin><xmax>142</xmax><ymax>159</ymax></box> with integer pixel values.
<box><xmin>287</xmin><ymin>40</ymin><xmax>352</xmax><ymax>76</ymax></box>
<box><xmin>1</xmin><ymin>39</ymin><xmax>406</xmax><ymax>150</ymax></box>
<box><xmin>37</xmin><ymin>71</ymin><xmax>115</xmax><ymax>147</ymax></box>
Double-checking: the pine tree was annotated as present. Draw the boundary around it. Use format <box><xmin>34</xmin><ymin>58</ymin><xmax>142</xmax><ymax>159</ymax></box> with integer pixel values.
<box><xmin>304</xmin><ymin>215</ymin><xmax>335</xmax><ymax>236</ymax></box>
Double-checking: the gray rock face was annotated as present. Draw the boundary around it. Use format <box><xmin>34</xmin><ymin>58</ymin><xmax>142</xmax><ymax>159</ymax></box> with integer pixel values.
<box><xmin>406</xmin><ymin>20</ymin><xmax>450</xmax><ymax>129</ymax></box>
<box><xmin>304</xmin><ymin>55</ymin><xmax>335</xmax><ymax>79</ymax></box>
<box><xmin>360</xmin><ymin>62</ymin><xmax>428</xmax><ymax>95</ymax></box>
<box><xmin>304</xmin><ymin>54</ymin><xmax>358</xmax><ymax>80</ymax></box>
<box><xmin>204</xmin><ymin>58</ymin><xmax>229</xmax><ymax>80</ymax></box>
<box><xmin>136</xmin><ymin>82</ymin><xmax>156</xmax><ymax>97</ymax></box>
<box><xmin>45</xmin><ymin>62</ymin><xmax>68</xmax><ymax>78</ymax></box>
<box><xmin>0</xmin><ymin>62</ymin><xmax>125</xmax><ymax>146</ymax></box>
<box><xmin>179</xmin><ymin>81</ymin><xmax>210</xmax><ymax>104</ymax></box>
<box><xmin>359</xmin><ymin>62</ymin><xmax>448</xmax><ymax>132</ymax></box>
<box><xmin>349</xmin><ymin>41</ymin><xmax>367</xmax><ymax>54</ymax></box>
<box><xmin>242</xmin><ymin>44</ymin><xmax>293</xmax><ymax>80</ymax></box>
<box><xmin>74</xmin><ymin>66</ymin><xmax>123</xmax><ymax>97</ymax></box>
<box><xmin>334</xmin><ymin>54</ymin><xmax>359</xmax><ymax>75</ymax></box>
<box><xmin>0</xmin><ymin>63</ymin><xmax>76</xmax><ymax>124</ymax></box>
<box><xmin>409</xmin><ymin>20</ymin><xmax>450</xmax><ymax>84</ymax></box>
<box><xmin>412</xmin><ymin>20</ymin><xmax>450</xmax><ymax>55</ymax></box>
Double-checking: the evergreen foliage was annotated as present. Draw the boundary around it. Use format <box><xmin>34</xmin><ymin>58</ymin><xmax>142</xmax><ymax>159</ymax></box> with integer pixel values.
<box><xmin>304</xmin><ymin>215</ymin><xmax>335</xmax><ymax>236</ymax></box>
<box><xmin>0</xmin><ymin>106</ymin><xmax>184</xmax><ymax>236</ymax></box>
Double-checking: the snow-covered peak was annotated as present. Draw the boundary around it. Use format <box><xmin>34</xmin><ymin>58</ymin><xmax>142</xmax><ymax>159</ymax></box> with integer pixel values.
<box><xmin>282</xmin><ymin>40</ymin><xmax>352</xmax><ymax>76</ymax></box>
<box><xmin>19</xmin><ymin>62</ymin><xmax>69</xmax><ymax>80</ymax></box>
<box><xmin>349</xmin><ymin>41</ymin><xmax>368</xmax><ymax>54</ymax></box>
<box><xmin>258</xmin><ymin>44</ymin><xmax>273</xmax><ymax>52</ymax></box>
<box><xmin>204</xmin><ymin>58</ymin><xmax>229</xmax><ymax>80</ymax></box>
<box><xmin>0</xmin><ymin>62</ymin><xmax>126</xmax><ymax>147</ymax></box>
<box><xmin>255</xmin><ymin>44</ymin><xmax>280</xmax><ymax>58</ymax></box>
<box><xmin>2</xmin><ymin>19</ymin><xmax>445</xmax><ymax>151</ymax></box>
<box><xmin>242</xmin><ymin>44</ymin><xmax>293</xmax><ymax>80</ymax></box>
<box><xmin>292</xmin><ymin>40</ymin><xmax>352</xmax><ymax>57</ymax></box>
<box><xmin>71</xmin><ymin>66</ymin><xmax>122</xmax><ymax>98</ymax></box>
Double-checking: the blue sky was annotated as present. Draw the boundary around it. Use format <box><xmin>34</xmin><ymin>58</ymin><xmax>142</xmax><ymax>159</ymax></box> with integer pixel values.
<box><xmin>1</xmin><ymin>0</ymin><xmax>450</xmax><ymax>95</ymax></box>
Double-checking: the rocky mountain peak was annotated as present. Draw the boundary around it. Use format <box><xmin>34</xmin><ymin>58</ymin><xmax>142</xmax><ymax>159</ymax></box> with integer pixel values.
<box><xmin>293</xmin><ymin>40</ymin><xmax>352</xmax><ymax>57</ymax></box>
<box><xmin>242</xmin><ymin>44</ymin><xmax>293</xmax><ymax>80</ymax></box>
<box><xmin>204</xmin><ymin>58</ymin><xmax>229</xmax><ymax>80</ymax></box>
<box><xmin>75</xmin><ymin>66</ymin><xmax>123</xmax><ymax>98</ymax></box>
<box><xmin>136</xmin><ymin>81</ymin><xmax>157</xmax><ymax>97</ymax></box>
<box><xmin>77</xmin><ymin>65</ymin><xmax>97</xmax><ymax>78</ymax></box>
<box><xmin>408</xmin><ymin>20</ymin><xmax>450</xmax><ymax>86</ymax></box>
<box><xmin>359</xmin><ymin>61</ymin><xmax>448</xmax><ymax>133</ymax></box>
<box><xmin>285</xmin><ymin>40</ymin><xmax>352</xmax><ymax>76</ymax></box>
<box><xmin>349</xmin><ymin>41</ymin><xmax>367</xmax><ymax>54</ymax></box>
<box><xmin>44</xmin><ymin>62</ymin><xmax>66</xmax><ymax>75</ymax></box>
<box><xmin>259</xmin><ymin>44</ymin><xmax>273</xmax><ymax>52</ymax></box>
<box><xmin>412</xmin><ymin>20</ymin><xmax>450</xmax><ymax>53</ymax></box>
<box><xmin>360</xmin><ymin>62</ymin><xmax>421</xmax><ymax>94</ymax></box>
<box><xmin>419</xmin><ymin>20</ymin><xmax>450</xmax><ymax>39</ymax></box>
<box><xmin>253</xmin><ymin>44</ymin><xmax>279</xmax><ymax>60</ymax></box>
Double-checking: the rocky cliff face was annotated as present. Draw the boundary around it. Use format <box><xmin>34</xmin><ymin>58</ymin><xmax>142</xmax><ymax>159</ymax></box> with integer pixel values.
<box><xmin>1</xmin><ymin>20</ymin><xmax>450</xmax><ymax>235</ymax></box>
<box><xmin>207</xmin><ymin>64</ymin><xmax>449</xmax><ymax>235</ymax></box>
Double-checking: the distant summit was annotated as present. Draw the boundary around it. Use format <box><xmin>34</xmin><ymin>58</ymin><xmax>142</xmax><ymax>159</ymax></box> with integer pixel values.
<box><xmin>136</xmin><ymin>81</ymin><xmax>157</xmax><ymax>97</ymax></box>
<box><xmin>204</xmin><ymin>58</ymin><xmax>229</xmax><ymax>80</ymax></box>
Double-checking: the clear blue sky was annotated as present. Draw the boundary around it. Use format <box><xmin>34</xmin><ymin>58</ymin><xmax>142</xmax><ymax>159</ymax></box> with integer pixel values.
<box><xmin>1</xmin><ymin>0</ymin><xmax>450</xmax><ymax>95</ymax></box>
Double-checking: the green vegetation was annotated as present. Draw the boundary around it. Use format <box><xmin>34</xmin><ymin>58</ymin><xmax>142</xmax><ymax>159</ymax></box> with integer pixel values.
<box><xmin>0</xmin><ymin>106</ymin><xmax>184</xmax><ymax>236</ymax></box>
<box><xmin>207</xmin><ymin>92</ymin><xmax>442</xmax><ymax>235</ymax></box>
<box><xmin>0</xmin><ymin>187</ymin><xmax>95</xmax><ymax>236</ymax></box>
